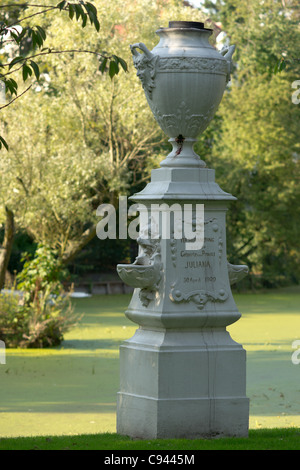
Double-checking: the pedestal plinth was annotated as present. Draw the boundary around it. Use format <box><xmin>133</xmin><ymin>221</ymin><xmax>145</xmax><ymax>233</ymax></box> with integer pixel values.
<box><xmin>117</xmin><ymin>329</ymin><xmax>248</xmax><ymax>439</ymax></box>
<box><xmin>117</xmin><ymin>167</ymin><xmax>249</xmax><ymax>439</ymax></box>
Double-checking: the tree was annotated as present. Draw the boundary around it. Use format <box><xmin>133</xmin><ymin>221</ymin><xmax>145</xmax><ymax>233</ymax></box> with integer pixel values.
<box><xmin>0</xmin><ymin>0</ymin><xmax>129</xmax><ymax>288</ymax></box>
<box><xmin>0</xmin><ymin>0</ymin><xmax>206</xmax><ymax>283</ymax></box>
<box><xmin>0</xmin><ymin>0</ymin><xmax>127</xmax><ymax>150</ymax></box>
<box><xmin>201</xmin><ymin>0</ymin><xmax>300</xmax><ymax>286</ymax></box>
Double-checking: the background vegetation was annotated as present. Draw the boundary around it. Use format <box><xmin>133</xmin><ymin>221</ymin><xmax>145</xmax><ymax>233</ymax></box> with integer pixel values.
<box><xmin>0</xmin><ymin>0</ymin><xmax>299</xmax><ymax>347</ymax></box>
<box><xmin>201</xmin><ymin>0</ymin><xmax>300</xmax><ymax>288</ymax></box>
<box><xmin>0</xmin><ymin>289</ymin><xmax>299</xmax><ymax>448</ymax></box>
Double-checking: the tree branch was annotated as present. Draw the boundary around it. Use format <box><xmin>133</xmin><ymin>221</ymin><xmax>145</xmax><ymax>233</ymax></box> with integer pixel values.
<box><xmin>61</xmin><ymin>225</ymin><xmax>97</xmax><ymax>265</ymax></box>
<box><xmin>2</xmin><ymin>6</ymin><xmax>56</xmax><ymax>31</ymax></box>
<box><xmin>0</xmin><ymin>3</ymin><xmax>56</xmax><ymax>8</ymax></box>
<box><xmin>0</xmin><ymin>84</ymin><xmax>32</xmax><ymax>110</ymax></box>
<box><xmin>2</xmin><ymin>48</ymin><xmax>110</xmax><ymax>72</ymax></box>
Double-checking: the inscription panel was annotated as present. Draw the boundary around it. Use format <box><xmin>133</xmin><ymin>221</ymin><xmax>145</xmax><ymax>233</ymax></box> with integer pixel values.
<box><xmin>169</xmin><ymin>218</ymin><xmax>228</xmax><ymax>310</ymax></box>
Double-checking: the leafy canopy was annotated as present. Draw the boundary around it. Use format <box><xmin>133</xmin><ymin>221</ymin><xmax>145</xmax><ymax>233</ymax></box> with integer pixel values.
<box><xmin>0</xmin><ymin>1</ymin><xmax>128</xmax><ymax>149</ymax></box>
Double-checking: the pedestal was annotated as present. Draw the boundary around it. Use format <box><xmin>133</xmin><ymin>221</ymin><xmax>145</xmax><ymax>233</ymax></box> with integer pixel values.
<box><xmin>117</xmin><ymin>329</ymin><xmax>248</xmax><ymax>439</ymax></box>
<box><xmin>117</xmin><ymin>167</ymin><xmax>249</xmax><ymax>439</ymax></box>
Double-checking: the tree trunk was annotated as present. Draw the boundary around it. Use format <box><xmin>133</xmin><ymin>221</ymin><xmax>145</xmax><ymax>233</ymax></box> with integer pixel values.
<box><xmin>61</xmin><ymin>225</ymin><xmax>96</xmax><ymax>266</ymax></box>
<box><xmin>0</xmin><ymin>207</ymin><xmax>15</xmax><ymax>290</ymax></box>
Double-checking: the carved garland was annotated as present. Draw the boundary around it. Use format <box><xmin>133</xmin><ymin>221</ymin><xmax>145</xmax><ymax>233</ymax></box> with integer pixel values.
<box><xmin>170</xmin><ymin>287</ymin><xmax>228</xmax><ymax>310</ymax></box>
<box><xmin>157</xmin><ymin>57</ymin><xmax>228</xmax><ymax>75</ymax></box>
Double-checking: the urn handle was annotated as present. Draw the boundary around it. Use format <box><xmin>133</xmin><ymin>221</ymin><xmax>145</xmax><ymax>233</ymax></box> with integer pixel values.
<box><xmin>220</xmin><ymin>44</ymin><xmax>236</xmax><ymax>82</ymax></box>
<box><xmin>130</xmin><ymin>42</ymin><xmax>158</xmax><ymax>99</ymax></box>
<box><xmin>130</xmin><ymin>42</ymin><xmax>154</xmax><ymax>59</ymax></box>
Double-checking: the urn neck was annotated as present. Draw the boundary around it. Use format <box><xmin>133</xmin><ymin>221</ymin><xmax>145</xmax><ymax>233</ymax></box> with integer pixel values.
<box><xmin>155</xmin><ymin>26</ymin><xmax>212</xmax><ymax>52</ymax></box>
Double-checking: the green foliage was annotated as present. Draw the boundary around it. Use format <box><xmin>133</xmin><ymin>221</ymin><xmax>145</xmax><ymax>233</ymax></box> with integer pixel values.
<box><xmin>0</xmin><ymin>284</ymin><xmax>77</xmax><ymax>348</ymax></box>
<box><xmin>0</xmin><ymin>135</ymin><xmax>8</xmax><ymax>150</ymax></box>
<box><xmin>2</xmin><ymin>77</ymin><xmax>18</xmax><ymax>96</ymax></box>
<box><xmin>57</xmin><ymin>0</ymin><xmax>100</xmax><ymax>31</ymax></box>
<box><xmin>17</xmin><ymin>245</ymin><xmax>67</xmax><ymax>297</ymax></box>
<box><xmin>202</xmin><ymin>0</ymin><xmax>300</xmax><ymax>286</ymax></box>
<box><xmin>99</xmin><ymin>54</ymin><xmax>128</xmax><ymax>78</ymax></box>
<box><xmin>0</xmin><ymin>0</ymin><xmax>204</xmax><ymax>266</ymax></box>
<box><xmin>204</xmin><ymin>0</ymin><xmax>300</xmax><ymax>74</ymax></box>
<box><xmin>3</xmin><ymin>230</ymin><xmax>36</xmax><ymax>274</ymax></box>
<box><xmin>0</xmin><ymin>0</ymin><xmax>127</xmax><ymax>149</ymax></box>
<box><xmin>0</xmin><ymin>245</ymin><xmax>79</xmax><ymax>348</ymax></box>
<box><xmin>2</xmin><ymin>0</ymin><xmax>297</xmax><ymax>287</ymax></box>
<box><xmin>273</xmin><ymin>57</ymin><xmax>287</xmax><ymax>75</ymax></box>
<box><xmin>69</xmin><ymin>236</ymin><xmax>132</xmax><ymax>278</ymax></box>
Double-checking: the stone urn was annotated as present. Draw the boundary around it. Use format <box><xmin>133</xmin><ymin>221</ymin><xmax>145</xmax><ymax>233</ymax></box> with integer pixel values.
<box><xmin>130</xmin><ymin>20</ymin><xmax>235</xmax><ymax>168</ymax></box>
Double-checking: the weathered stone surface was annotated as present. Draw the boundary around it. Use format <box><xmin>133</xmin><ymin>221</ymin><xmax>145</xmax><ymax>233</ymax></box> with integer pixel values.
<box><xmin>117</xmin><ymin>21</ymin><xmax>249</xmax><ymax>439</ymax></box>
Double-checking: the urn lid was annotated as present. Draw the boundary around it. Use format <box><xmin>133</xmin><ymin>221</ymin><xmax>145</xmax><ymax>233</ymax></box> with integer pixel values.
<box><xmin>168</xmin><ymin>21</ymin><xmax>212</xmax><ymax>32</ymax></box>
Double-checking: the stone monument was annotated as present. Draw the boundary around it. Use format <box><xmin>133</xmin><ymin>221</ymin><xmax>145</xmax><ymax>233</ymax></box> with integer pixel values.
<box><xmin>116</xmin><ymin>21</ymin><xmax>249</xmax><ymax>439</ymax></box>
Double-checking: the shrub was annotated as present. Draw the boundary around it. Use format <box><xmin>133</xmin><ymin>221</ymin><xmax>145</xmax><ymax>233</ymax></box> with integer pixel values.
<box><xmin>0</xmin><ymin>245</ymin><xmax>80</xmax><ymax>348</ymax></box>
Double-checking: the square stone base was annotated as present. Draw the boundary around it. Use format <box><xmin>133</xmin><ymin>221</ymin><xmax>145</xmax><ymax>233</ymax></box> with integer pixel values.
<box><xmin>117</xmin><ymin>393</ymin><xmax>249</xmax><ymax>439</ymax></box>
<box><xmin>117</xmin><ymin>328</ymin><xmax>249</xmax><ymax>439</ymax></box>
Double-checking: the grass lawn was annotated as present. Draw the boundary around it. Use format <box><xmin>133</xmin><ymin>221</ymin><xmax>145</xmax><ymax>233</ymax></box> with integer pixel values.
<box><xmin>0</xmin><ymin>428</ymin><xmax>300</xmax><ymax>450</ymax></box>
<box><xmin>0</xmin><ymin>286</ymin><xmax>299</xmax><ymax>450</ymax></box>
